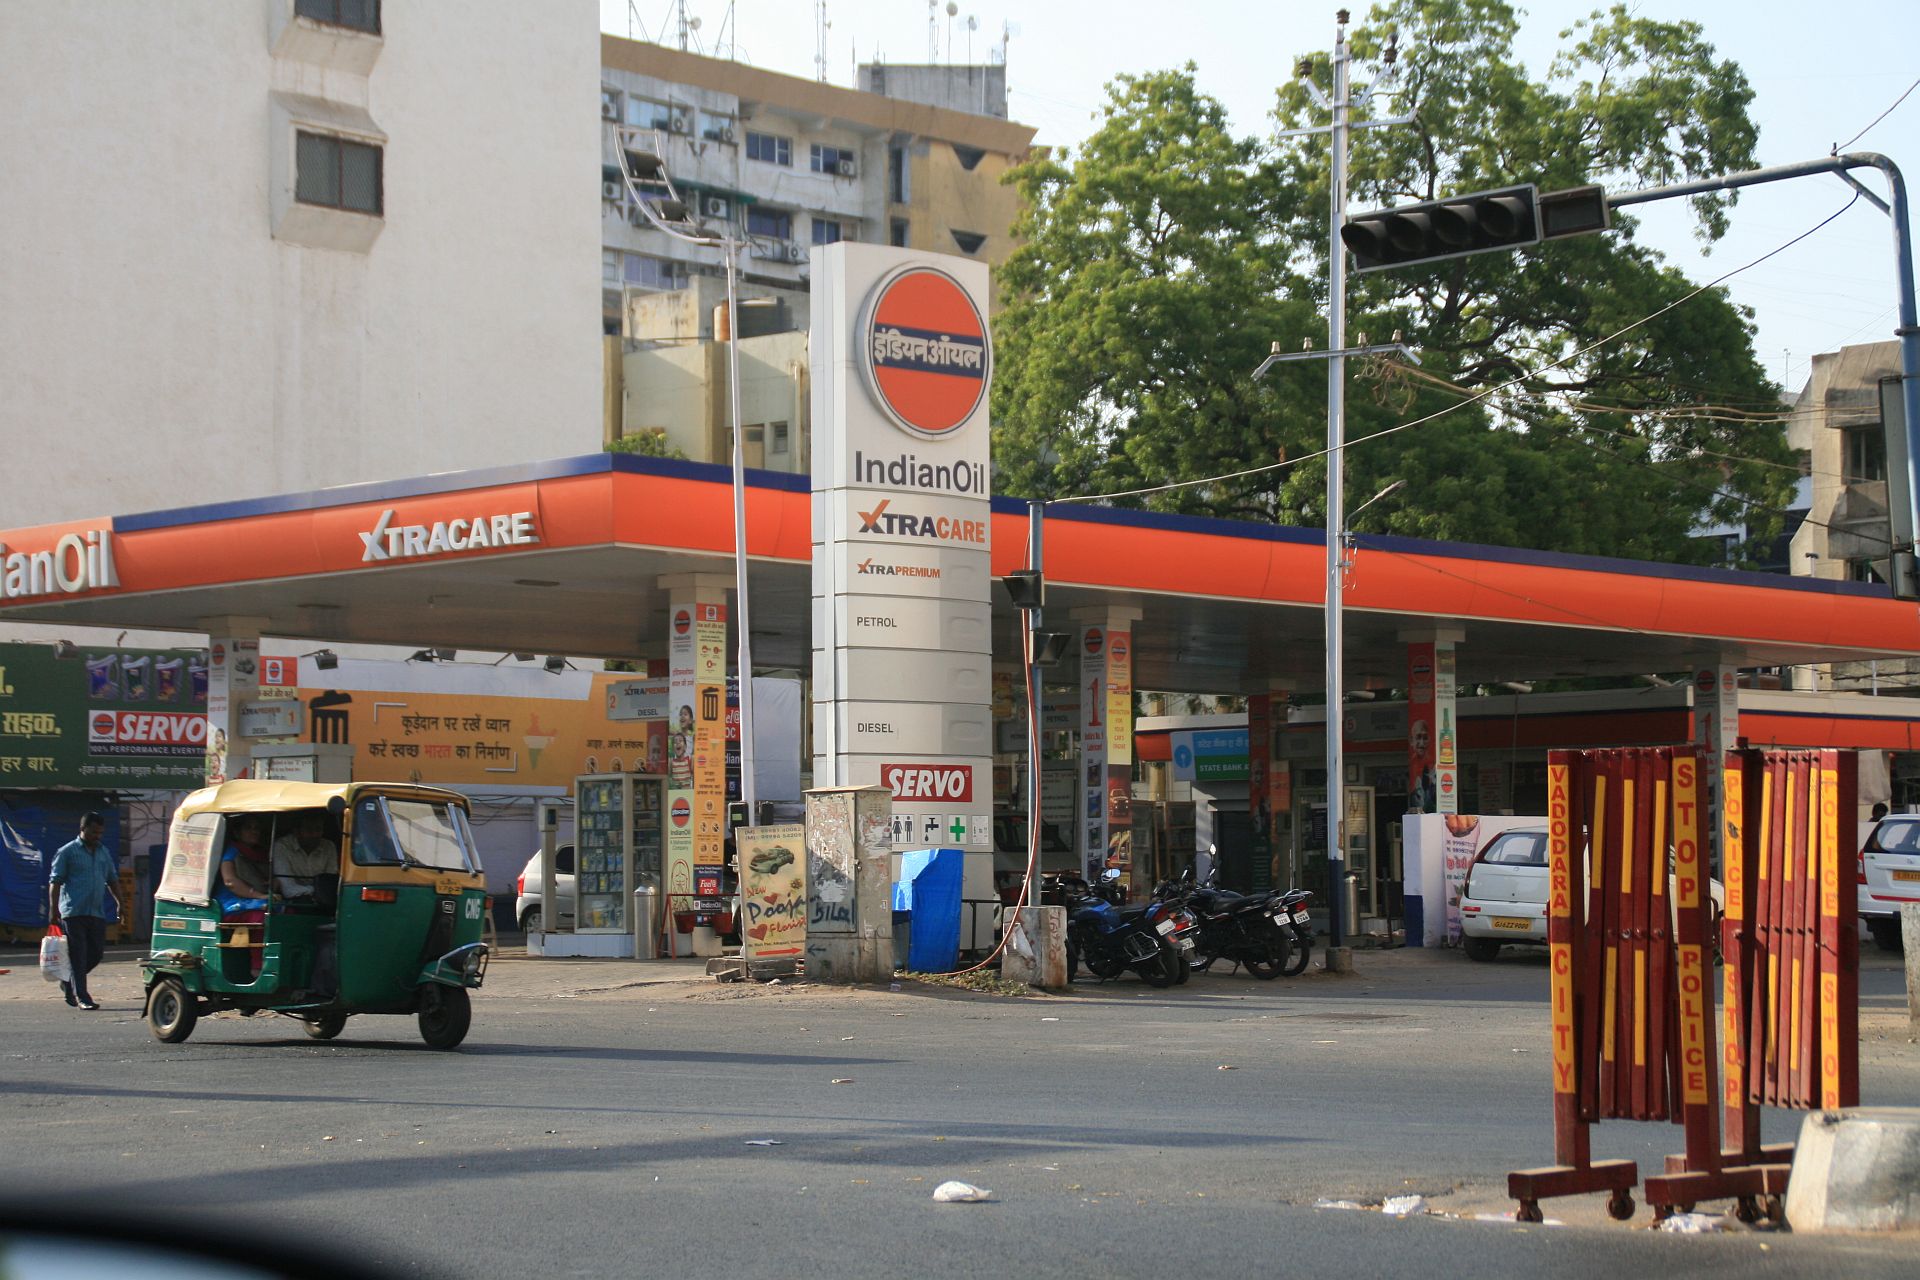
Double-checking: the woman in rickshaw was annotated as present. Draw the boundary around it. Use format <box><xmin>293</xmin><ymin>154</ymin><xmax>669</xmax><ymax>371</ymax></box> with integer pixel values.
<box><xmin>216</xmin><ymin>814</ymin><xmax>271</xmax><ymax>973</ymax></box>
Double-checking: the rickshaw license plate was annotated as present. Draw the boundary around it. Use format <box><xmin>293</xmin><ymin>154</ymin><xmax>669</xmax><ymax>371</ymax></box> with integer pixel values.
<box><xmin>435</xmin><ymin>875</ymin><xmax>467</xmax><ymax>896</ymax></box>
<box><xmin>1492</xmin><ymin>917</ymin><xmax>1532</xmax><ymax>931</ymax></box>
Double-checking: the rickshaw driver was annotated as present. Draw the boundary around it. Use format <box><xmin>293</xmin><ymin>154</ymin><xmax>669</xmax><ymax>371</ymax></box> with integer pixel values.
<box><xmin>272</xmin><ymin>810</ymin><xmax>338</xmax><ymax>902</ymax></box>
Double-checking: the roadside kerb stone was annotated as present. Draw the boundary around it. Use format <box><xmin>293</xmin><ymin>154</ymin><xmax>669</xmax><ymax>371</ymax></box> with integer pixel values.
<box><xmin>1785</xmin><ymin>1107</ymin><xmax>1920</xmax><ymax>1232</ymax></box>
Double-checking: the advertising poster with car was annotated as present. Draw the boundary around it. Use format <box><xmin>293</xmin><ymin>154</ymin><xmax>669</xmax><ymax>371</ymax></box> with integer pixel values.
<box><xmin>739</xmin><ymin>823</ymin><xmax>807</xmax><ymax>961</ymax></box>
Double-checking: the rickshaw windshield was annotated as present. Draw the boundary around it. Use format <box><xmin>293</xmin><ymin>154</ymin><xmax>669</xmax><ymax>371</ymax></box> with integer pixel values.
<box><xmin>350</xmin><ymin>796</ymin><xmax>479</xmax><ymax>871</ymax></box>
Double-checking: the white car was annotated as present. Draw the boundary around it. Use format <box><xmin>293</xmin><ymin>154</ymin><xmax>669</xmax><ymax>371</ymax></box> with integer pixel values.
<box><xmin>1859</xmin><ymin>815</ymin><xmax>1920</xmax><ymax>952</ymax></box>
<box><xmin>1459</xmin><ymin>827</ymin><xmax>1724</xmax><ymax>962</ymax></box>
<box><xmin>515</xmin><ymin>844</ymin><xmax>575</xmax><ymax>931</ymax></box>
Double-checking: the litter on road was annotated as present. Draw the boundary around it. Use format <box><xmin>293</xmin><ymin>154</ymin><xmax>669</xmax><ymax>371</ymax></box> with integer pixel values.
<box><xmin>932</xmin><ymin>1181</ymin><xmax>992</xmax><ymax>1203</ymax></box>
<box><xmin>744</xmin><ymin>1140</ymin><xmax>784</xmax><ymax>1147</ymax></box>
<box><xmin>1381</xmin><ymin>1195</ymin><xmax>1427</xmax><ymax>1217</ymax></box>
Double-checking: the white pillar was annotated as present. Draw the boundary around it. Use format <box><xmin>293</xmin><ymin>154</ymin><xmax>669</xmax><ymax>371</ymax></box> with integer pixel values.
<box><xmin>1073</xmin><ymin>606</ymin><xmax>1141</xmax><ymax>891</ymax></box>
<box><xmin>659</xmin><ymin>573</ymin><xmax>732</xmax><ymax>914</ymax></box>
<box><xmin>202</xmin><ymin>616</ymin><xmax>270</xmax><ymax>784</ymax></box>
<box><xmin>1400</xmin><ymin>627</ymin><xmax>1465</xmax><ymax>815</ymax></box>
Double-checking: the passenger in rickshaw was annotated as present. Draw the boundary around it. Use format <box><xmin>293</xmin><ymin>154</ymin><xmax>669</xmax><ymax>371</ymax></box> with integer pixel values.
<box><xmin>272</xmin><ymin>810</ymin><xmax>339</xmax><ymax>907</ymax></box>
<box><xmin>217</xmin><ymin>814</ymin><xmax>271</xmax><ymax>973</ymax></box>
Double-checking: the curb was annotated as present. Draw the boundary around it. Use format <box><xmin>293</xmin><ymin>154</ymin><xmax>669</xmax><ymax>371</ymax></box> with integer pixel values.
<box><xmin>1786</xmin><ymin>1107</ymin><xmax>1920</xmax><ymax>1232</ymax></box>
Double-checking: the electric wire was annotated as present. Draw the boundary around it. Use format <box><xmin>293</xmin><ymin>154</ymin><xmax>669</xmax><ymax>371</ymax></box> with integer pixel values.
<box><xmin>1052</xmin><ymin>192</ymin><xmax>1866</xmax><ymax>507</ymax></box>
<box><xmin>1834</xmin><ymin>73</ymin><xmax>1920</xmax><ymax>155</ymax></box>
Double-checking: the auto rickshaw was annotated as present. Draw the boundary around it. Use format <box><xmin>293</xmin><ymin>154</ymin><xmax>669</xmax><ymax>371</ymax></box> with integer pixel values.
<box><xmin>140</xmin><ymin>780</ymin><xmax>489</xmax><ymax>1049</ymax></box>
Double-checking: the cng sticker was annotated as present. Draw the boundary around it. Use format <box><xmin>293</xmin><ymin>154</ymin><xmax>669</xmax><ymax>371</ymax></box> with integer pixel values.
<box><xmin>861</xmin><ymin>265</ymin><xmax>990</xmax><ymax>440</ymax></box>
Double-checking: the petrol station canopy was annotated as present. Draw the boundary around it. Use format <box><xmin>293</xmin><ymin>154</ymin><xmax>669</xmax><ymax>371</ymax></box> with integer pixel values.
<box><xmin>2</xmin><ymin>452</ymin><xmax>1914</xmax><ymax>691</ymax></box>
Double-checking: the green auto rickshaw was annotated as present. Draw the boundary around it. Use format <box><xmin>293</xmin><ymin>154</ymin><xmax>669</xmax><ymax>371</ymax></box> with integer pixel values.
<box><xmin>141</xmin><ymin>780</ymin><xmax>489</xmax><ymax>1049</ymax></box>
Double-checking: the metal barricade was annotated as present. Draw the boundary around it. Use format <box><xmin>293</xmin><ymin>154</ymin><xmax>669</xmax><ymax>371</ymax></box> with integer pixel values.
<box><xmin>1507</xmin><ymin>746</ymin><xmax>1860</xmax><ymax>1224</ymax></box>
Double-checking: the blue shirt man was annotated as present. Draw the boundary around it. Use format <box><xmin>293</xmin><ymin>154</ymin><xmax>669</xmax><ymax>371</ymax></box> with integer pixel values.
<box><xmin>47</xmin><ymin>812</ymin><xmax>117</xmax><ymax>1011</ymax></box>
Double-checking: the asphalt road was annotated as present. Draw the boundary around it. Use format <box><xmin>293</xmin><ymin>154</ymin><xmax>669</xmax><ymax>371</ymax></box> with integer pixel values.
<box><xmin>2</xmin><ymin>944</ymin><xmax>1915</xmax><ymax>1278</ymax></box>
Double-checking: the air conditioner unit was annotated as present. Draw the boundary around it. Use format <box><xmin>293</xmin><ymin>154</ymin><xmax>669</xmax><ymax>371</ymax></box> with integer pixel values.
<box><xmin>602</xmin><ymin>181</ymin><xmax>624</xmax><ymax>201</ymax></box>
<box><xmin>720</xmin><ymin>126</ymin><xmax>737</xmax><ymax>145</ymax></box>
<box><xmin>785</xmin><ymin>242</ymin><xmax>808</xmax><ymax>263</ymax></box>
<box><xmin>669</xmin><ymin>111</ymin><xmax>692</xmax><ymax>135</ymax></box>
<box><xmin>600</xmin><ymin>99</ymin><xmax>618</xmax><ymax>121</ymax></box>
<box><xmin>704</xmin><ymin>196</ymin><xmax>730</xmax><ymax>219</ymax></box>
<box><xmin>835</xmin><ymin>157</ymin><xmax>856</xmax><ymax>178</ymax></box>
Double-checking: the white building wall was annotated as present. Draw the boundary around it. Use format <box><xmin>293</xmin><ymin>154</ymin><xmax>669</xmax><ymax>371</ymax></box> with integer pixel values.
<box><xmin>0</xmin><ymin>1</ymin><xmax>602</xmax><ymax>528</ymax></box>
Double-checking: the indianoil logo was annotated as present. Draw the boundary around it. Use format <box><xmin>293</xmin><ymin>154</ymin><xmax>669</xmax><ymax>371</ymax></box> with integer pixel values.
<box><xmin>860</xmin><ymin>265</ymin><xmax>990</xmax><ymax>440</ymax></box>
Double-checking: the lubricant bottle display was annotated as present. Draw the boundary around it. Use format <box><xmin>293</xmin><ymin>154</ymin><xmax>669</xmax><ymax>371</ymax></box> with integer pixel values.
<box><xmin>571</xmin><ymin>772</ymin><xmax>666</xmax><ymax>932</ymax></box>
<box><xmin>1437</xmin><ymin>708</ymin><xmax>1456</xmax><ymax>769</ymax></box>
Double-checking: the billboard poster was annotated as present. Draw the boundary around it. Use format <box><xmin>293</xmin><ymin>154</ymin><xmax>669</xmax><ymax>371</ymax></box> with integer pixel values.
<box><xmin>667</xmin><ymin>604</ymin><xmax>697</xmax><ymax>900</ymax></box>
<box><xmin>739</xmin><ymin>823</ymin><xmax>807</xmax><ymax>961</ymax></box>
<box><xmin>1406</xmin><ymin>641</ymin><xmax>1436</xmax><ymax>814</ymax></box>
<box><xmin>1440</xmin><ymin>813</ymin><xmax>1483</xmax><ymax>943</ymax></box>
<box><xmin>1248</xmin><ymin>694</ymin><xmax>1272</xmax><ymax>893</ymax></box>
<box><xmin>0</xmin><ymin>642</ymin><xmax>208</xmax><ymax>790</ymax></box>
<box><xmin>692</xmin><ymin>605</ymin><xmax>728</xmax><ymax>894</ymax></box>
<box><xmin>1435</xmin><ymin>647</ymin><xmax>1459</xmax><ymax>815</ymax></box>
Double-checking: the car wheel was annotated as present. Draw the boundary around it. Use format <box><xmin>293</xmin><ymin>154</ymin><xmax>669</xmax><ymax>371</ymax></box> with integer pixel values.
<box><xmin>417</xmin><ymin>985</ymin><xmax>472</xmax><ymax>1051</ymax></box>
<box><xmin>1868</xmin><ymin>917</ymin><xmax>1905</xmax><ymax>953</ymax></box>
<box><xmin>147</xmin><ymin>978</ymin><xmax>197</xmax><ymax>1045</ymax></box>
<box><xmin>304</xmin><ymin>1012</ymin><xmax>348</xmax><ymax>1040</ymax></box>
<box><xmin>1463</xmin><ymin>936</ymin><xmax>1501</xmax><ymax>962</ymax></box>
<box><xmin>519</xmin><ymin>907</ymin><xmax>542</xmax><ymax>933</ymax></box>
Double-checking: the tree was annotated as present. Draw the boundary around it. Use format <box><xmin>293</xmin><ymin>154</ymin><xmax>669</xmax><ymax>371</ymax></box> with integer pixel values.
<box><xmin>993</xmin><ymin>1</ymin><xmax>1798</xmax><ymax>563</ymax></box>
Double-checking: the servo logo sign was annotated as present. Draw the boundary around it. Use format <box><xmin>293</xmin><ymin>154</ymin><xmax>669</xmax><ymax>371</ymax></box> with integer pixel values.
<box><xmin>860</xmin><ymin>265</ymin><xmax>990</xmax><ymax>441</ymax></box>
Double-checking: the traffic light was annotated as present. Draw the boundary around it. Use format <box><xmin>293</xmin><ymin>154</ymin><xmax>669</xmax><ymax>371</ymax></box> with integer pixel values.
<box><xmin>1342</xmin><ymin>183</ymin><xmax>1610</xmax><ymax>272</ymax></box>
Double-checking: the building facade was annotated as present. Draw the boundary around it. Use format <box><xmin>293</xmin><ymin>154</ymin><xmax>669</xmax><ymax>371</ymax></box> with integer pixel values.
<box><xmin>598</xmin><ymin>36</ymin><xmax>1036</xmax><ymax>336</ymax></box>
<box><xmin>0</xmin><ymin>1</ymin><xmax>604</xmax><ymax>529</ymax></box>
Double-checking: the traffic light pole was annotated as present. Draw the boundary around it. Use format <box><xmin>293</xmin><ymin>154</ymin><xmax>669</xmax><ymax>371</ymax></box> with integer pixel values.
<box><xmin>1608</xmin><ymin>152</ymin><xmax>1920</xmax><ymax>599</ymax></box>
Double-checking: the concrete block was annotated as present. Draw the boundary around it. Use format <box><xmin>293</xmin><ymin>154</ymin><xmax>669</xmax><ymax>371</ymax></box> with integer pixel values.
<box><xmin>1000</xmin><ymin>905</ymin><xmax>1066</xmax><ymax>989</ymax></box>
<box><xmin>1785</xmin><ymin>1107</ymin><xmax>1920</xmax><ymax>1232</ymax></box>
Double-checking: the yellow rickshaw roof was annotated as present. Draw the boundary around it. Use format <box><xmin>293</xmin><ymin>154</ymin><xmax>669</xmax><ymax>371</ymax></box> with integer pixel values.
<box><xmin>173</xmin><ymin>779</ymin><xmax>468</xmax><ymax>818</ymax></box>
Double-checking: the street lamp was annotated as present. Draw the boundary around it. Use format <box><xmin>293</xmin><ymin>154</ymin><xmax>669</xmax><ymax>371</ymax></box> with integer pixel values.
<box><xmin>614</xmin><ymin>125</ymin><xmax>759</xmax><ymax>819</ymax></box>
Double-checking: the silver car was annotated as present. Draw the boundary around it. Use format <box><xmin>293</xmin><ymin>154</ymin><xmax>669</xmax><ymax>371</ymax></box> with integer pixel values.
<box><xmin>515</xmin><ymin>844</ymin><xmax>575</xmax><ymax>931</ymax></box>
<box><xmin>1859</xmin><ymin>815</ymin><xmax>1920</xmax><ymax>952</ymax></box>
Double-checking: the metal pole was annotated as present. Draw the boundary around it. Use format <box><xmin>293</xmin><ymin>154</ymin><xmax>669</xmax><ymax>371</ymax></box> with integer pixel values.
<box><xmin>1609</xmin><ymin>152</ymin><xmax>1920</xmax><ymax>597</ymax></box>
<box><xmin>1028</xmin><ymin>500</ymin><xmax>1046</xmax><ymax>883</ymax></box>
<box><xmin>1324</xmin><ymin>13</ymin><xmax>1350</xmax><ymax>956</ymax></box>
<box><xmin>725</xmin><ymin>237</ymin><xmax>757</xmax><ymax>820</ymax></box>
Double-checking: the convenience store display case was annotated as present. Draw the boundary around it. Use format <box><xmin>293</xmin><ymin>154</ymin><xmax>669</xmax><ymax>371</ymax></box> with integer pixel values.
<box><xmin>572</xmin><ymin>773</ymin><xmax>665</xmax><ymax>934</ymax></box>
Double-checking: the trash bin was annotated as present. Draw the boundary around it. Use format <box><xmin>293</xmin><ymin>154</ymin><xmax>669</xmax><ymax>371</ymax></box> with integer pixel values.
<box><xmin>632</xmin><ymin>886</ymin><xmax>657</xmax><ymax>959</ymax></box>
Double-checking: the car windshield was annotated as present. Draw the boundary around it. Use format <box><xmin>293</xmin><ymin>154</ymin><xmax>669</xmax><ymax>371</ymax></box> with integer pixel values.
<box><xmin>1479</xmin><ymin>831</ymin><xmax>1548</xmax><ymax>866</ymax></box>
<box><xmin>1875</xmin><ymin>818</ymin><xmax>1920</xmax><ymax>854</ymax></box>
<box><xmin>351</xmin><ymin>796</ymin><xmax>480</xmax><ymax>870</ymax></box>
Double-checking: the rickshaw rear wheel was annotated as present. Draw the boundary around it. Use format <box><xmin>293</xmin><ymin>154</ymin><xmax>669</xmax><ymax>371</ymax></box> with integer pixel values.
<box><xmin>304</xmin><ymin>1013</ymin><xmax>348</xmax><ymax>1040</ymax></box>
<box><xmin>417</xmin><ymin>985</ymin><xmax>471</xmax><ymax>1051</ymax></box>
<box><xmin>148</xmin><ymin>978</ymin><xmax>197</xmax><ymax>1045</ymax></box>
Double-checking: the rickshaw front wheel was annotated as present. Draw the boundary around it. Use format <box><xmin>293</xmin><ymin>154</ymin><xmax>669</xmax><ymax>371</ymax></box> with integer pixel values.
<box><xmin>417</xmin><ymin>985</ymin><xmax>471</xmax><ymax>1051</ymax></box>
<box><xmin>148</xmin><ymin>978</ymin><xmax>197</xmax><ymax>1045</ymax></box>
<box><xmin>304</xmin><ymin>1013</ymin><xmax>348</xmax><ymax>1040</ymax></box>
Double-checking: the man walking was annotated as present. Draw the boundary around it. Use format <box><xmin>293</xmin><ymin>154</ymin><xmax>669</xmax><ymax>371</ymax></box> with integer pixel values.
<box><xmin>48</xmin><ymin>812</ymin><xmax>118</xmax><ymax>1011</ymax></box>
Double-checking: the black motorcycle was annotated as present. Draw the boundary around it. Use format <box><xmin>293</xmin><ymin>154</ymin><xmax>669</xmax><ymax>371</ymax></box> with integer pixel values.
<box><xmin>1169</xmin><ymin>859</ymin><xmax>1303</xmax><ymax>980</ymax></box>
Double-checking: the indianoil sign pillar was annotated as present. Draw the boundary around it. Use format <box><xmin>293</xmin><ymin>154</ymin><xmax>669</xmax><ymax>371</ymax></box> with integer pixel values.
<box><xmin>810</xmin><ymin>245</ymin><xmax>994</xmax><ymax>852</ymax></box>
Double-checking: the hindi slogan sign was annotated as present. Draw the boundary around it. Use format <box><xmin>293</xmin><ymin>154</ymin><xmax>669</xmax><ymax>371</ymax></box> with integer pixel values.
<box><xmin>739</xmin><ymin>823</ymin><xmax>807</xmax><ymax>961</ymax></box>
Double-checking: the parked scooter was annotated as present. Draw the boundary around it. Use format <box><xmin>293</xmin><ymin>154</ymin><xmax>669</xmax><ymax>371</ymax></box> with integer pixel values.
<box><xmin>1048</xmin><ymin>869</ymin><xmax>1187</xmax><ymax>988</ymax></box>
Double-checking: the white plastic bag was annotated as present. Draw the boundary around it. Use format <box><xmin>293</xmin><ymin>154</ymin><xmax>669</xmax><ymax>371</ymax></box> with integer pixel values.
<box><xmin>931</xmin><ymin>1181</ymin><xmax>992</xmax><ymax>1203</ymax></box>
<box><xmin>40</xmin><ymin>928</ymin><xmax>71</xmax><ymax>984</ymax></box>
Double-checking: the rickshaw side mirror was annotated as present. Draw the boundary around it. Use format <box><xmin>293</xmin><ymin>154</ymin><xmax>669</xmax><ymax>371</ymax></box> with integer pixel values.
<box><xmin>327</xmin><ymin>796</ymin><xmax>347</xmax><ymax>818</ymax></box>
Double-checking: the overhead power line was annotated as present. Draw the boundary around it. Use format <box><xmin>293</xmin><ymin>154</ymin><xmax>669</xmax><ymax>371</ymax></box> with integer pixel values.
<box><xmin>1834</xmin><ymin>73</ymin><xmax>1920</xmax><ymax>154</ymax></box>
<box><xmin>1057</xmin><ymin>192</ymin><xmax>1864</xmax><ymax>506</ymax></box>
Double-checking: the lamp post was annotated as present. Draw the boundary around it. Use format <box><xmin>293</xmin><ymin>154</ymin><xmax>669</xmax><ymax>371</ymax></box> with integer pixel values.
<box><xmin>615</xmin><ymin>127</ymin><xmax>757</xmax><ymax>818</ymax></box>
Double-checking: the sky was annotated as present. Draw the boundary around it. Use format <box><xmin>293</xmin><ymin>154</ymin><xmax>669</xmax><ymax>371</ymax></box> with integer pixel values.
<box><xmin>601</xmin><ymin>0</ymin><xmax>1920</xmax><ymax>394</ymax></box>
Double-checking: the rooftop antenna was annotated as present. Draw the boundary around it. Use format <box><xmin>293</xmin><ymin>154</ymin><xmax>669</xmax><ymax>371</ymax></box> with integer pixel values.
<box><xmin>966</xmin><ymin>14</ymin><xmax>978</xmax><ymax>67</ymax></box>
<box><xmin>928</xmin><ymin>0</ymin><xmax>938</xmax><ymax>62</ymax></box>
<box><xmin>815</xmin><ymin>0</ymin><xmax>830</xmax><ymax>81</ymax></box>
<box><xmin>946</xmin><ymin>2</ymin><xmax>958</xmax><ymax>66</ymax></box>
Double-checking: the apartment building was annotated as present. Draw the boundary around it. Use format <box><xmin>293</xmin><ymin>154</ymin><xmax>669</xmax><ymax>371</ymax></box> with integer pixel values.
<box><xmin>598</xmin><ymin>35</ymin><xmax>1036</xmax><ymax>336</ymax></box>
<box><xmin>0</xmin><ymin>1</ymin><xmax>603</xmax><ymax>528</ymax></box>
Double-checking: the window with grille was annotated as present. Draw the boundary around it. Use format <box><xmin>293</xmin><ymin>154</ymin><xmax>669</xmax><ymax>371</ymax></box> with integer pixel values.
<box><xmin>1846</xmin><ymin>425</ymin><xmax>1887</xmax><ymax>483</ymax></box>
<box><xmin>295</xmin><ymin>0</ymin><xmax>379</xmax><ymax>34</ymax></box>
<box><xmin>295</xmin><ymin>131</ymin><xmax>382</xmax><ymax>215</ymax></box>
<box><xmin>811</xmin><ymin>218</ymin><xmax>842</xmax><ymax>245</ymax></box>
<box><xmin>625</xmin><ymin>97</ymin><xmax>672</xmax><ymax>130</ymax></box>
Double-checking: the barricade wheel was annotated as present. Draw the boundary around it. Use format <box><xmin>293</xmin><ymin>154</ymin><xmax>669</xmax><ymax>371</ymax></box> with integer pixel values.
<box><xmin>1514</xmin><ymin>1201</ymin><xmax>1542</xmax><ymax>1223</ymax></box>
<box><xmin>1763</xmin><ymin>1195</ymin><xmax>1784</xmax><ymax>1224</ymax></box>
<box><xmin>1651</xmin><ymin>1203</ymin><xmax>1674</xmax><ymax>1223</ymax></box>
<box><xmin>1606</xmin><ymin>1190</ymin><xmax>1635</xmax><ymax>1221</ymax></box>
<box><xmin>1734</xmin><ymin>1196</ymin><xmax>1761</xmax><ymax>1224</ymax></box>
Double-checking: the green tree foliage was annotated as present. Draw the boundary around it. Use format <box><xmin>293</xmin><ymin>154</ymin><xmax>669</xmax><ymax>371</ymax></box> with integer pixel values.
<box><xmin>994</xmin><ymin>1</ymin><xmax>1799</xmax><ymax>563</ymax></box>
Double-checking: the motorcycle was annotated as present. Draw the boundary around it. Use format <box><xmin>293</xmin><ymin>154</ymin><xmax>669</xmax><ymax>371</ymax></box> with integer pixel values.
<box><xmin>1048</xmin><ymin>869</ymin><xmax>1188</xmax><ymax>988</ymax></box>
<box><xmin>1171</xmin><ymin>852</ymin><xmax>1312</xmax><ymax>979</ymax></box>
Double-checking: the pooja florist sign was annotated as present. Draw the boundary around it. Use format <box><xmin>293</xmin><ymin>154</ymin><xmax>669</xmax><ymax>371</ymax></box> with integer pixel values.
<box><xmin>738</xmin><ymin>823</ymin><xmax>807</xmax><ymax>962</ymax></box>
